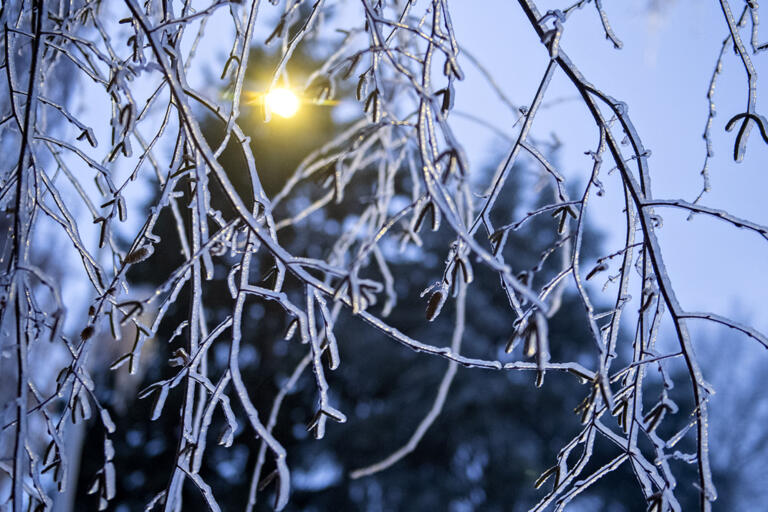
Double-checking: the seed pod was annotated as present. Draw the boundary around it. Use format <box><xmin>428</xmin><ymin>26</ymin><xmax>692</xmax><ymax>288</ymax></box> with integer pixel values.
<box><xmin>449</xmin><ymin>264</ymin><xmax>461</xmax><ymax>297</ymax></box>
<box><xmin>426</xmin><ymin>288</ymin><xmax>447</xmax><ymax>322</ymax></box>
<box><xmin>98</xmin><ymin>218</ymin><xmax>109</xmax><ymax>249</ymax></box>
<box><xmin>364</xmin><ymin>90</ymin><xmax>377</xmax><ymax>114</ymax></box>
<box><xmin>80</xmin><ymin>325</ymin><xmax>95</xmax><ymax>341</ymax></box>
<box><xmin>412</xmin><ymin>200</ymin><xmax>434</xmax><ymax>233</ymax></box>
<box><xmin>435</xmin><ymin>84</ymin><xmax>455</xmax><ymax>115</ymax></box>
<box><xmin>116</xmin><ymin>195</ymin><xmax>127</xmax><ymax>222</ymax></box>
<box><xmin>430</xmin><ymin>202</ymin><xmax>442</xmax><ymax>231</ymax></box>
<box><xmin>586</xmin><ymin>262</ymin><xmax>608</xmax><ymax>280</ymax></box>
<box><xmin>342</xmin><ymin>53</ymin><xmax>362</xmax><ymax>80</ymax></box>
<box><xmin>356</xmin><ymin>72</ymin><xmax>367</xmax><ymax>101</ymax></box>
<box><xmin>489</xmin><ymin>229</ymin><xmax>506</xmax><ymax>255</ymax></box>
<box><xmin>643</xmin><ymin>402</ymin><xmax>667</xmax><ymax>433</ymax></box>
<box><xmin>123</xmin><ymin>245</ymin><xmax>154</xmax><ymax>264</ymax></box>
<box><xmin>49</xmin><ymin>311</ymin><xmax>62</xmax><ymax>343</ymax></box>
<box><xmin>640</xmin><ymin>287</ymin><xmax>656</xmax><ymax>312</ymax></box>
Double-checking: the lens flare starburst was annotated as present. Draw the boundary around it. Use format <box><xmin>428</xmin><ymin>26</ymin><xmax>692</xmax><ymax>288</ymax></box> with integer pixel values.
<box><xmin>264</xmin><ymin>87</ymin><xmax>300</xmax><ymax>118</ymax></box>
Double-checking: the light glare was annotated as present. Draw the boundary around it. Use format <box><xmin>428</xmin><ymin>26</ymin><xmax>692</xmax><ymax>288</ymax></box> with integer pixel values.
<box><xmin>265</xmin><ymin>88</ymin><xmax>300</xmax><ymax>118</ymax></box>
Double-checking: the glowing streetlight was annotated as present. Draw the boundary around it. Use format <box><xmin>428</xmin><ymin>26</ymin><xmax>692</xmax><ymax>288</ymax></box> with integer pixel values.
<box><xmin>265</xmin><ymin>87</ymin><xmax>300</xmax><ymax>118</ymax></box>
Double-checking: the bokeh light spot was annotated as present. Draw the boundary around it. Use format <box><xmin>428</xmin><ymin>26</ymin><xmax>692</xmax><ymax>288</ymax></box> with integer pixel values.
<box><xmin>265</xmin><ymin>87</ymin><xmax>300</xmax><ymax>118</ymax></box>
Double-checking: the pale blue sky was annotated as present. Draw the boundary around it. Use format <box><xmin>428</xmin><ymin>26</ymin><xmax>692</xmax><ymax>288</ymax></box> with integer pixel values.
<box><xmin>446</xmin><ymin>0</ymin><xmax>768</xmax><ymax>334</ymax></box>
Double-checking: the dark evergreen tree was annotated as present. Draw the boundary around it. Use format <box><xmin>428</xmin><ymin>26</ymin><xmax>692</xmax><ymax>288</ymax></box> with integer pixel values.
<box><xmin>73</xmin><ymin>43</ymin><xmax>648</xmax><ymax>511</ymax></box>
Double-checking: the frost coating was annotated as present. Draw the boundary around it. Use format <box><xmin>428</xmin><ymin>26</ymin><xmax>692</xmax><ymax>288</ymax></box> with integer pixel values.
<box><xmin>0</xmin><ymin>1</ymin><xmax>766</xmax><ymax>511</ymax></box>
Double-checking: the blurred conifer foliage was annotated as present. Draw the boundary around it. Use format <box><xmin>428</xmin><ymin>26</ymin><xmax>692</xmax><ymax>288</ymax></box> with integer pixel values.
<box><xmin>79</xmin><ymin>45</ymin><xmax>624</xmax><ymax>511</ymax></box>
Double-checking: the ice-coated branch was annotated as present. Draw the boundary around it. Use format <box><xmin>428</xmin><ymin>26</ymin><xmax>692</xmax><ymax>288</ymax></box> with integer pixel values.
<box><xmin>0</xmin><ymin>1</ymin><xmax>766</xmax><ymax>511</ymax></box>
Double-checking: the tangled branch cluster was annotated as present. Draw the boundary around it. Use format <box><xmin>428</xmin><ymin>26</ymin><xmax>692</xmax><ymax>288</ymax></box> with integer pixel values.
<box><xmin>0</xmin><ymin>0</ymin><xmax>766</xmax><ymax>511</ymax></box>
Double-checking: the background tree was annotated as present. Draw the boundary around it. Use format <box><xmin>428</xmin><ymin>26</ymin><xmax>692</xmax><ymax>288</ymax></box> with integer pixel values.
<box><xmin>76</xmin><ymin>43</ymin><xmax>623</xmax><ymax>510</ymax></box>
<box><xmin>1</xmin><ymin>1</ymin><xmax>767</xmax><ymax>512</ymax></box>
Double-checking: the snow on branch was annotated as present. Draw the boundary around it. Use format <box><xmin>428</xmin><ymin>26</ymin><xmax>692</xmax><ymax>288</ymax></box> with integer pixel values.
<box><xmin>0</xmin><ymin>1</ymin><xmax>766</xmax><ymax>511</ymax></box>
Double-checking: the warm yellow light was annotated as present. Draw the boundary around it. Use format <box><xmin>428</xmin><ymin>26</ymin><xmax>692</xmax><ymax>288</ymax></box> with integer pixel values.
<box><xmin>265</xmin><ymin>87</ymin><xmax>300</xmax><ymax>118</ymax></box>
